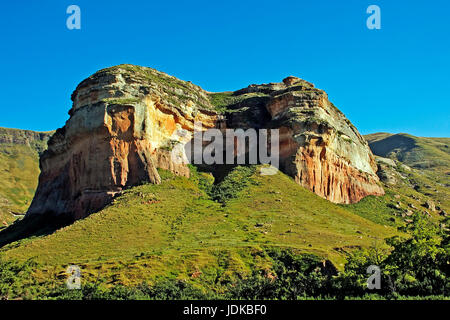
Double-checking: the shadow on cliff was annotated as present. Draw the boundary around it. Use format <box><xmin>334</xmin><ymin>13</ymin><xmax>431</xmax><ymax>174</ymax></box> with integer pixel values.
<box><xmin>0</xmin><ymin>214</ymin><xmax>74</xmax><ymax>248</ymax></box>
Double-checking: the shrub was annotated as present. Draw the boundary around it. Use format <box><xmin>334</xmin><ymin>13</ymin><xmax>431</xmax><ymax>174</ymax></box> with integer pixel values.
<box><xmin>0</xmin><ymin>257</ymin><xmax>38</xmax><ymax>299</ymax></box>
<box><xmin>228</xmin><ymin>248</ymin><xmax>333</xmax><ymax>299</ymax></box>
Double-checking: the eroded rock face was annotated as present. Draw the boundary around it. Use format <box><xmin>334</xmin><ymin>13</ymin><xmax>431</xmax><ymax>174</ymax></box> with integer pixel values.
<box><xmin>221</xmin><ymin>76</ymin><xmax>384</xmax><ymax>204</ymax></box>
<box><xmin>27</xmin><ymin>65</ymin><xmax>220</xmax><ymax>220</ymax></box>
<box><xmin>27</xmin><ymin>65</ymin><xmax>383</xmax><ymax>222</ymax></box>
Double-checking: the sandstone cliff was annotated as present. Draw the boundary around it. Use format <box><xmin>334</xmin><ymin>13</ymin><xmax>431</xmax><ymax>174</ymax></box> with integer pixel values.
<box><xmin>26</xmin><ymin>65</ymin><xmax>383</xmax><ymax>221</ymax></box>
<box><xmin>27</xmin><ymin>65</ymin><xmax>220</xmax><ymax>220</ymax></box>
<box><xmin>212</xmin><ymin>76</ymin><xmax>384</xmax><ymax>204</ymax></box>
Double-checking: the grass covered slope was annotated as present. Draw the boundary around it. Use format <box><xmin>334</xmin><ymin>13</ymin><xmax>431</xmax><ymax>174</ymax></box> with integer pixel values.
<box><xmin>0</xmin><ymin>166</ymin><xmax>399</xmax><ymax>291</ymax></box>
<box><xmin>365</xmin><ymin>133</ymin><xmax>450</xmax><ymax>215</ymax></box>
<box><xmin>365</xmin><ymin>133</ymin><xmax>450</xmax><ymax>181</ymax></box>
<box><xmin>0</xmin><ymin>128</ymin><xmax>52</xmax><ymax>227</ymax></box>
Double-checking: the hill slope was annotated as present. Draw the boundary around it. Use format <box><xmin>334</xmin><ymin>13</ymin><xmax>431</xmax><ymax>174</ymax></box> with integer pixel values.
<box><xmin>0</xmin><ymin>166</ymin><xmax>399</xmax><ymax>292</ymax></box>
<box><xmin>365</xmin><ymin>133</ymin><xmax>450</xmax><ymax>176</ymax></box>
<box><xmin>0</xmin><ymin>128</ymin><xmax>52</xmax><ymax>227</ymax></box>
<box><xmin>365</xmin><ymin>133</ymin><xmax>450</xmax><ymax>214</ymax></box>
<box><xmin>0</xmin><ymin>135</ymin><xmax>446</xmax><ymax>299</ymax></box>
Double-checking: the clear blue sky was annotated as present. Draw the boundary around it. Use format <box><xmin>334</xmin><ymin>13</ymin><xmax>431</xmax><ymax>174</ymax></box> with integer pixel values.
<box><xmin>0</xmin><ymin>0</ymin><xmax>448</xmax><ymax>137</ymax></box>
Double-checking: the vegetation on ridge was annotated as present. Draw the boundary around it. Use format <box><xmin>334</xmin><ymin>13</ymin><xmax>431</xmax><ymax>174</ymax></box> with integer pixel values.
<box><xmin>0</xmin><ymin>128</ymin><xmax>52</xmax><ymax>228</ymax></box>
<box><xmin>365</xmin><ymin>133</ymin><xmax>450</xmax><ymax>217</ymax></box>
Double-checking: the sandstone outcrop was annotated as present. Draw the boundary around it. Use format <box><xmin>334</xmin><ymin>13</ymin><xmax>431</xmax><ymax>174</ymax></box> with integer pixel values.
<box><xmin>219</xmin><ymin>77</ymin><xmax>384</xmax><ymax>204</ymax></box>
<box><xmin>27</xmin><ymin>65</ymin><xmax>220</xmax><ymax>220</ymax></box>
<box><xmin>27</xmin><ymin>65</ymin><xmax>383</xmax><ymax>222</ymax></box>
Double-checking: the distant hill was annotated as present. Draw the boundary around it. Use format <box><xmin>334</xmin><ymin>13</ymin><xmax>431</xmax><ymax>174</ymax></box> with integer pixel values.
<box><xmin>0</xmin><ymin>127</ymin><xmax>53</xmax><ymax>228</ymax></box>
<box><xmin>365</xmin><ymin>132</ymin><xmax>449</xmax><ymax>216</ymax></box>
<box><xmin>364</xmin><ymin>133</ymin><xmax>450</xmax><ymax>174</ymax></box>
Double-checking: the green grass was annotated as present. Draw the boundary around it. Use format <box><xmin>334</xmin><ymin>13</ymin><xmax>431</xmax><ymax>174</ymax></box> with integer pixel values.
<box><xmin>0</xmin><ymin>144</ymin><xmax>40</xmax><ymax>226</ymax></box>
<box><xmin>102</xmin><ymin>97</ymin><xmax>141</xmax><ymax>105</ymax></box>
<box><xmin>0</xmin><ymin>166</ymin><xmax>399</xmax><ymax>293</ymax></box>
<box><xmin>0</xmin><ymin>127</ymin><xmax>51</xmax><ymax>229</ymax></box>
<box><xmin>207</xmin><ymin>92</ymin><xmax>270</xmax><ymax>113</ymax></box>
<box><xmin>207</xmin><ymin>92</ymin><xmax>235</xmax><ymax>108</ymax></box>
<box><xmin>365</xmin><ymin>133</ymin><xmax>450</xmax><ymax>215</ymax></box>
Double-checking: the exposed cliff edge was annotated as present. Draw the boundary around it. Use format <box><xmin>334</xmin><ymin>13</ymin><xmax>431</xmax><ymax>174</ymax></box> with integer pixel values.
<box><xmin>26</xmin><ymin>64</ymin><xmax>383</xmax><ymax>222</ymax></box>
<box><xmin>210</xmin><ymin>75</ymin><xmax>384</xmax><ymax>204</ymax></box>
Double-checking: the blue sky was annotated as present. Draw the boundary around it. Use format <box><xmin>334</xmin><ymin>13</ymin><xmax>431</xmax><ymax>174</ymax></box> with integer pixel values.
<box><xmin>0</xmin><ymin>0</ymin><xmax>448</xmax><ymax>137</ymax></box>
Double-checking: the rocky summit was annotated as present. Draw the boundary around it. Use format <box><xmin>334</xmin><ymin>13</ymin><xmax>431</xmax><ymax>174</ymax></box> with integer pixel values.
<box><xmin>26</xmin><ymin>64</ymin><xmax>383</xmax><ymax>222</ymax></box>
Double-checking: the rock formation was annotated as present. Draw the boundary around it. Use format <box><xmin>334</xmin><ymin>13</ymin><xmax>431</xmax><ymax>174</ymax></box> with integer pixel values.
<box><xmin>219</xmin><ymin>76</ymin><xmax>384</xmax><ymax>204</ymax></box>
<box><xmin>27</xmin><ymin>65</ymin><xmax>220</xmax><ymax>220</ymax></box>
<box><xmin>26</xmin><ymin>65</ymin><xmax>383</xmax><ymax>222</ymax></box>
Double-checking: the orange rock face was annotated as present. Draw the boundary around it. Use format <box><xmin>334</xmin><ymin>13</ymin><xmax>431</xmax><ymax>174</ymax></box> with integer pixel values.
<box><xmin>225</xmin><ymin>77</ymin><xmax>384</xmax><ymax>204</ymax></box>
<box><xmin>278</xmin><ymin>126</ymin><xmax>383</xmax><ymax>204</ymax></box>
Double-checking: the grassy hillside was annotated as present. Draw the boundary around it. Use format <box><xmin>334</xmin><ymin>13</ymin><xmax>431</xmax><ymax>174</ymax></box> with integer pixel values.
<box><xmin>0</xmin><ymin>128</ymin><xmax>52</xmax><ymax>229</ymax></box>
<box><xmin>365</xmin><ymin>133</ymin><xmax>450</xmax><ymax>182</ymax></box>
<box><xmin>365</xmin><ymin>133</ymin><xmax>450</xmax><ymax>215</ymax></box>
<box><xmin>0</xmin><ymin>131</ymin><xmax>448</xmax><ymax>299</ymax></box>
<box><xmin>0</xmin><ymin>166</ymin><xmax>400</xmax><ymax>294</ymax></box>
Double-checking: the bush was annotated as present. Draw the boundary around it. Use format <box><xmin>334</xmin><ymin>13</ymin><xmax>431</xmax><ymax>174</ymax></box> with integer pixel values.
<box><xmin>228</xmin><ymin>249</ymin><xmax>334</xmax><ymax>299</ymax></box>
<box><xmin>0</xmin><ymin>257</ymin><xmax>38</xmax><ymax>299</ymax></box>
<box><xmin>45</xmin><ymin>279</ymin><xmax>215</xmax><ymax>300</ymax></box>
<box><xmin>382</xmin><ymin>214</ymin><xmax>450</xmax><ymax>296</ymax></box>
<box><xmin>210</xmin><ymin>166</ymin><xmax>256</xmax><ymax>204</ymax></box>
<box><xmin>334</xmin><ymin>214</ymin><xmax>450</xmax><ymax>297</ymax></box>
